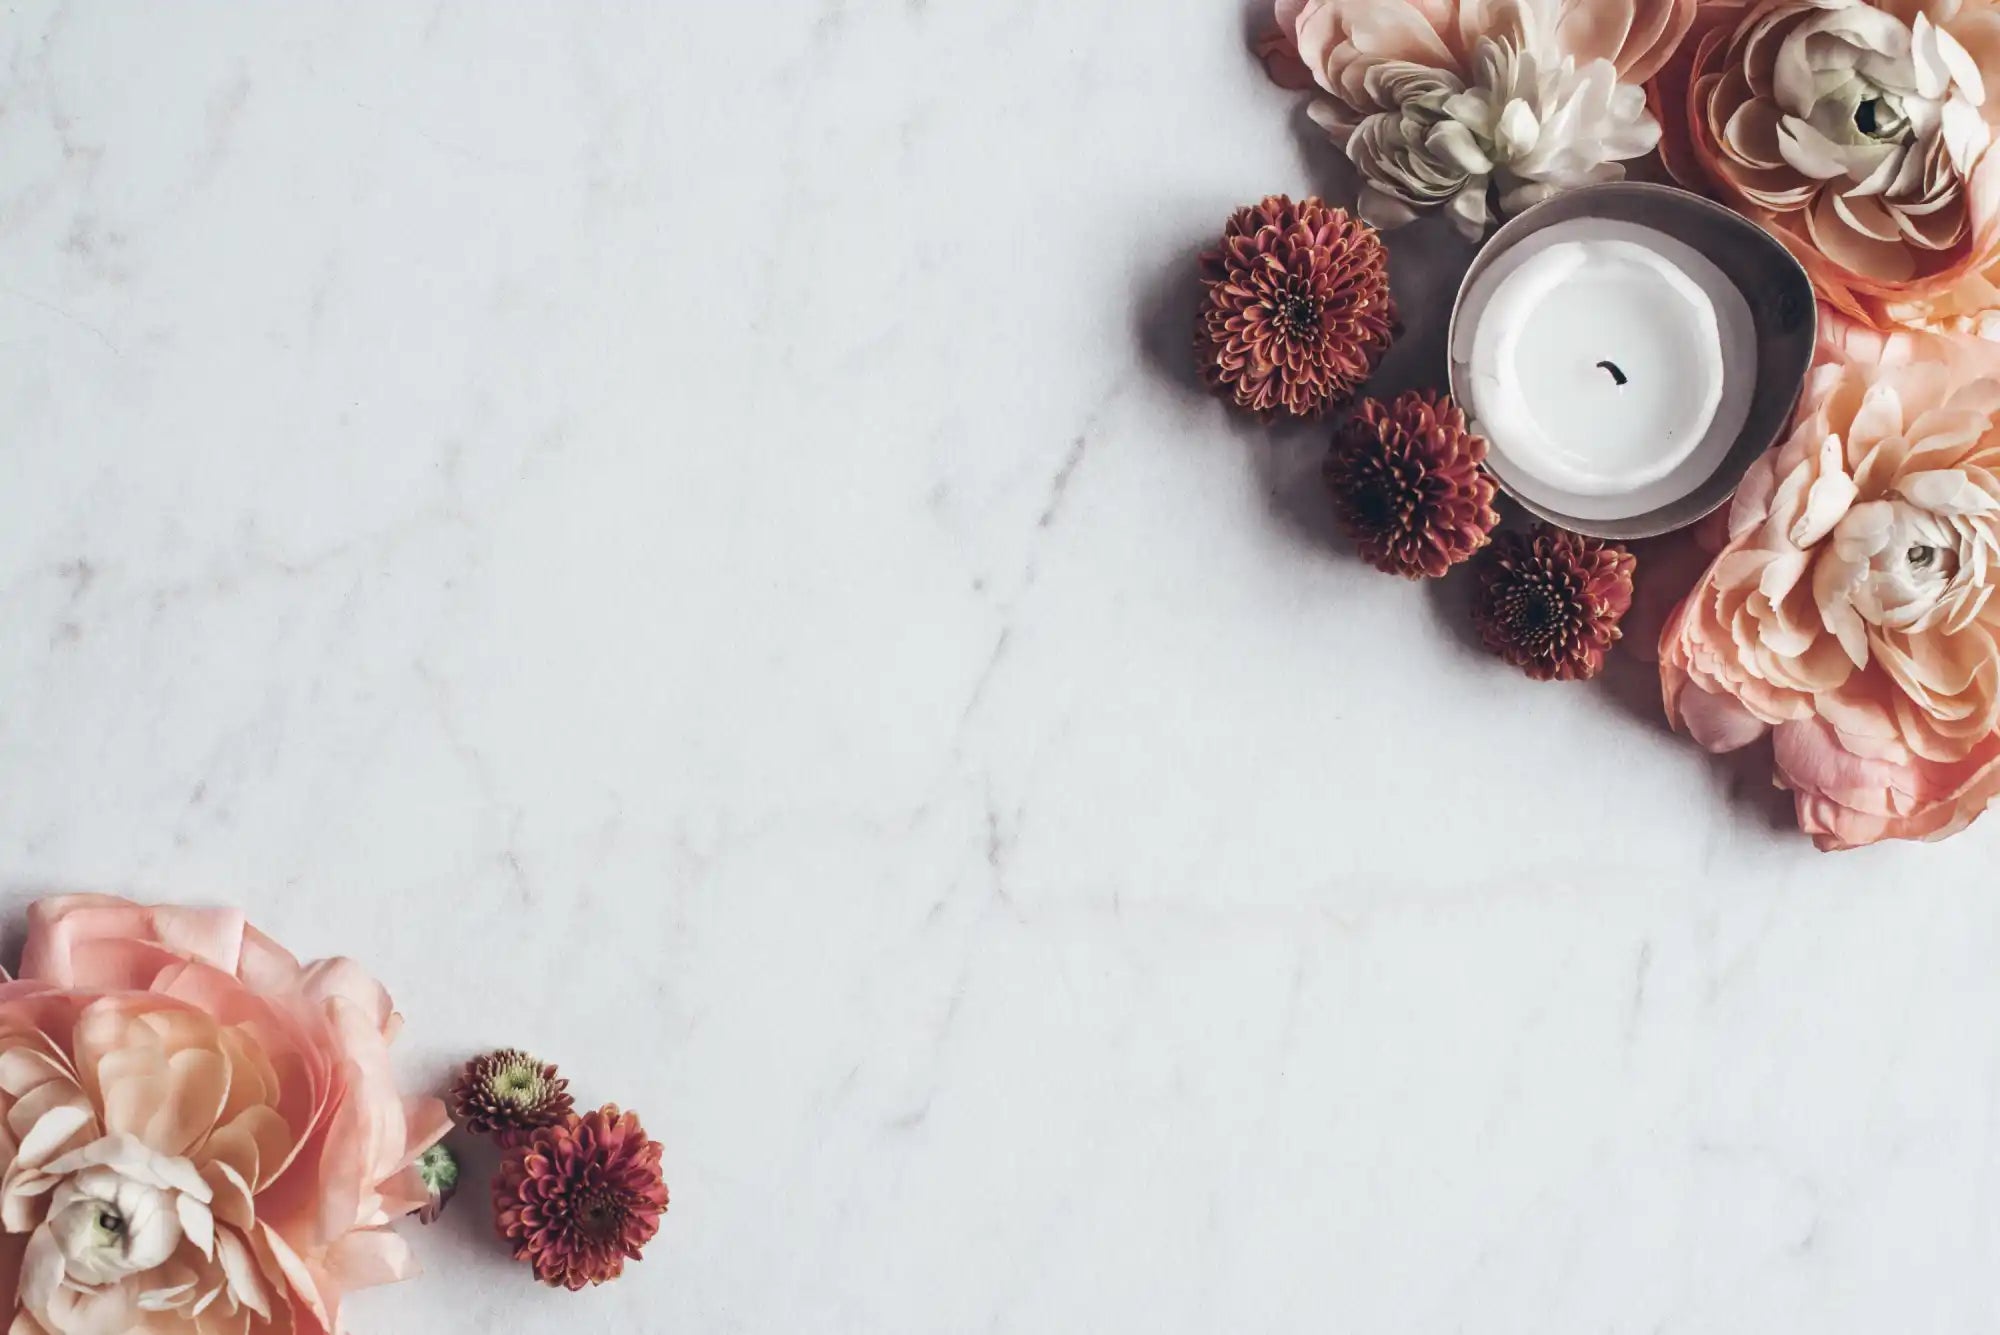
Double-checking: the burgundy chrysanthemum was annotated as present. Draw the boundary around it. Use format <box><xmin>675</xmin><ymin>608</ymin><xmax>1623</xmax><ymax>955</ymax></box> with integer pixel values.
<box><xmin>1473</xmin><ymin>526</ymin><xmax>1638</xmax><ymax>681</ymax></box>
<box><xmin>1197</xmin><ymin>195</ymin><xmax>1397</xmax><ymax>419</ymax></box>
<box><xmin>450</xmin><ymin>1048</ymin><xmax>575</xmax><ymax>1140</ymax></box>
<box><xmin>1324</xmin><ymin>390</ymin><xmax>1498</xmax><ymax>577</ymax></box>
<box><xmin>494</xmin><ymin>1105</ymin><xmax>670</xmax><ymax>1290</ymax></box>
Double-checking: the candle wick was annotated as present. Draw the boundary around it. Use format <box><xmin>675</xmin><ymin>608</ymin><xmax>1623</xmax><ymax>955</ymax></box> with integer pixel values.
<box><xmin>1595</xmin><ymin>359</ymin><xmax>1629</xmax><ymax>387</ymax></box>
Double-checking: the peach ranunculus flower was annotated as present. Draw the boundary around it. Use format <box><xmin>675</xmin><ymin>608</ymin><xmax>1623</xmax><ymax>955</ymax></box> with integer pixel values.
<box><xmin>1650</xmin><ymin>0</ymin><xmax>2000</xmax><ymax>334</ymax></box>
<box><xmin>0</xmin><ymin>896</ymin><xmax>449</xmax><ymax>1334</ymax></box>
<box><xmin>1661</xmin><ymin>324</ymin><xmax>2000</xmax><ymax>848</ymax></box>
<box><xmin>1263</xmin><ymin>0</ymin><xmax>1696</xmax><ymax>236</ymax></box>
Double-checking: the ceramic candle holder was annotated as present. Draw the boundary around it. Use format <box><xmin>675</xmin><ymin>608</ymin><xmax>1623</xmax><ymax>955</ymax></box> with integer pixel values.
<box><xmin>1446</xmin><ymin>182</ymin><xmax>1818</xmax><ymax>541</ymax></box>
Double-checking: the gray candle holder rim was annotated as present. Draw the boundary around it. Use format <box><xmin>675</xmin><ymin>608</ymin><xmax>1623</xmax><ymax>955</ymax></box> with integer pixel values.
<box><xmin>1446</xmin><ymin>180</ymin><xmax>1818</xmax><ymax>542</ymax></box>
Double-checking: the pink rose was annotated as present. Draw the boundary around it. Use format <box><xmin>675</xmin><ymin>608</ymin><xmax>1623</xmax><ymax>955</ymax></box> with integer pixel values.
<box><xmin>0</xmin><ymin>896</ymin><xmax>449</xmax><ymax>1334</ymax></box>
<box><xmin>1662</xmin><ymin>333</ymin><xmax>2000</xmax><ymax>848</ymax></box>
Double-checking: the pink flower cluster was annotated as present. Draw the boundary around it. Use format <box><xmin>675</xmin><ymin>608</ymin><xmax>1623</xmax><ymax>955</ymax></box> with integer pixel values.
<box><xmin>1254</xmin><ymin>0</ymin><xmax>2000</xmax><ymax>848</ymax></box>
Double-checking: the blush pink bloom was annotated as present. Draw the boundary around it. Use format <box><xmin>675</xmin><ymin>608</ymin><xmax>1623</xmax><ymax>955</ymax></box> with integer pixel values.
<box><xmin>1276</xmin><ymin>0</ymin><xmax>1694</xmax><ymax>93</ymax></box>
<box><xmin>1651</xmin><ymin>0</ymin><xmax>2000</xmax><ymax>335</ymax></box>
<box><xmin>0</xmin><ymin>896</ymin><xmax>449</xmax><ymax>1335</ymax></box>
<box><xmin>1661</xmin><ymin>330</ymin><xmax>2000</xmax><ymax>848</ymax></box>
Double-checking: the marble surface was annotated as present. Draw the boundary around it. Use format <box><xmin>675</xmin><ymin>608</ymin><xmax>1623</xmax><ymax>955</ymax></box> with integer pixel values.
<box><xmin>5</xmin><ymin>3</ymin><xmax>2000</xmax><ymax>1332</ymax></box>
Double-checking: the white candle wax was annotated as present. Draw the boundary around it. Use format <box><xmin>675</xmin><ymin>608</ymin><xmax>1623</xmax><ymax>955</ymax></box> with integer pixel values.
<box><xmin>1451</xmin><ymin>219</ymin><xmax>1756</xmax><ymax>524</ymax></box>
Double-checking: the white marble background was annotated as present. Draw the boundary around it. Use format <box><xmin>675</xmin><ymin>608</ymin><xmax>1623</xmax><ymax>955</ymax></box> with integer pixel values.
<box><xmin>4</xmin><ymin>2</ymin><xmax>2000</xmax><ymax>1331</ymax></box>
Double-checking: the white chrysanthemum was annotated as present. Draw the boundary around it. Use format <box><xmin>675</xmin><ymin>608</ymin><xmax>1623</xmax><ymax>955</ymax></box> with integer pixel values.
<box><xmin>1324</xmin><ymin>33</ymin><xmax>1660</xmax><ymax>239</ymax></box>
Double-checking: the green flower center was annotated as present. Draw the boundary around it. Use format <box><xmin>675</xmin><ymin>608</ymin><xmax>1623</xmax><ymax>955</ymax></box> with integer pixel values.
<box><xmin>495</xmin><ymin>1064</ymin><xmax>541</xmax><ymax>1104</ymax></box>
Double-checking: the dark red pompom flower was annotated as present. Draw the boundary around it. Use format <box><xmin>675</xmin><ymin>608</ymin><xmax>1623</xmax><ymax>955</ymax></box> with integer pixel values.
<box><xmin>1473</xmin><ymin>526</ymin><xmax>1637</xmax><ymax>681</ymax></box>
<box><xmin>494</xmin><ymin>1105</ymin><xmax>670</xmax><ymax>1290</ymax></box>
<box><xmin>1324</xmin><ymin>390</ymin><xmax>1498</xmax><ymax>577</ymax></box>
<box><xmin>1196</xmin><ymin>195</ymin><xmax>1397</xmax><ymax>419</ymax></box>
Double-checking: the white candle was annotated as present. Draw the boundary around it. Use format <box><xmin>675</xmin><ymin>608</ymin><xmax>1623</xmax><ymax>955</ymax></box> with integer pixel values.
<box><xmin>1450</xmin><ymin>218</ymin><xmax>1757</xmax><ymax>525</ymax></box>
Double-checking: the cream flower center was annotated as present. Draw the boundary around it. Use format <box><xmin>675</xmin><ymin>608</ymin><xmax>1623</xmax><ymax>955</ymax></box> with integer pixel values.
<box><xmin>17</xmin><ymin>1133</ymin><xmax>218</xmax><ymax>1332</ymax></box>
<box><xmin>45</xmin><ymin>1166</ymin><xmax>182</xmax><ymax>1284</ymax></box>
<box><xmin>1818</xmin><ymin>468</ymin><xmax>2000</xmax><ymax>670</ymax></box>
<box><xmin>1843</xmin><ymin>499</ymin><xmax>1969</xmax><ymax>626</ymax></box>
